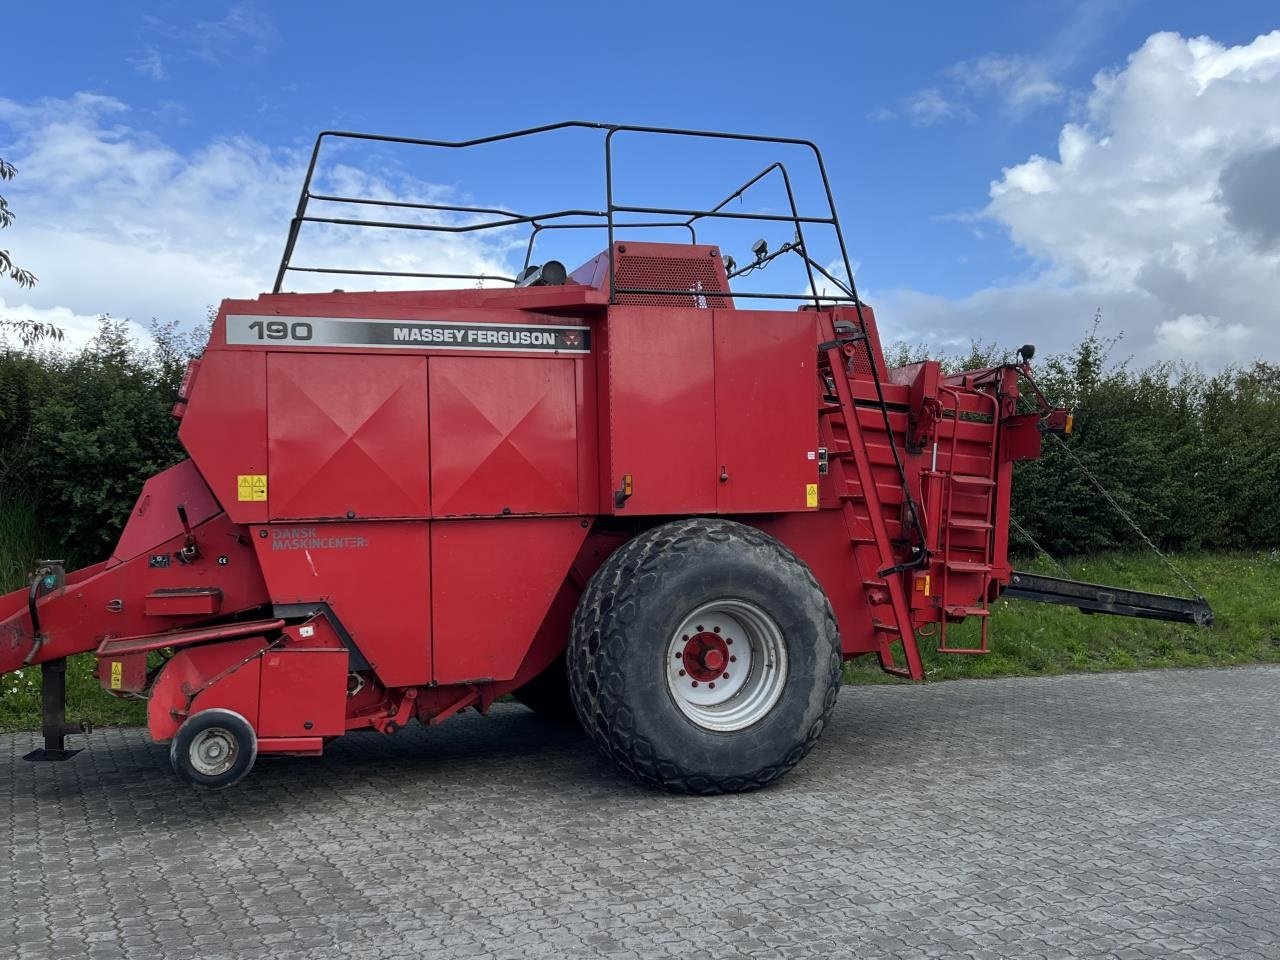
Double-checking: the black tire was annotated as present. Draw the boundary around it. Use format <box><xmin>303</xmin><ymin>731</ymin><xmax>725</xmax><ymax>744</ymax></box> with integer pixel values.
<box><xmin>169</xmin><ymin>708</ymin><xmax>258</xmax><ymax>789</ymax></box>
<box><xmin>567</xmin><ymin>518</ymin><xmax>841</xmax><ymax>794</ymax></box>
<box><xmin>512</xmin><ymin>655</ymin><xmax>578</xmax><ymax>724</ymax></box>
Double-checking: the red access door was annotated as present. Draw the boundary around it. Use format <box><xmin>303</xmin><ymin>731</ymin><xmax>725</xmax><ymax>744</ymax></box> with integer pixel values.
<box><xmin>428</xmin><ymin>356</ymin><xmax>579</xmax><ymax>517</ymax></box>
<box><xmin>713</xmin><ymin>309</ymin><xmax>818</xmax><ymax>513</ymax></box>
<box><xmin>266</xmin><ymin>353</ymin><xmax>430</xmax><ymax>520</ymax></box>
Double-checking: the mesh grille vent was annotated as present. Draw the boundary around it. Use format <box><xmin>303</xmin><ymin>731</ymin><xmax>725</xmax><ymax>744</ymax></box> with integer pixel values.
<box><xmin>614</xmin><ymin>254</ymin><xmax>730</xmax><ymax>307</ymax></box>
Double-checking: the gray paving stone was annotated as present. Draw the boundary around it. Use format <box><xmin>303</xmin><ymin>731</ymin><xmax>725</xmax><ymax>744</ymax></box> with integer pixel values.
<box><xmin>2</xmin><ymin>665</ymin><xmax>1279</xmax><ymax>958</ymax></box>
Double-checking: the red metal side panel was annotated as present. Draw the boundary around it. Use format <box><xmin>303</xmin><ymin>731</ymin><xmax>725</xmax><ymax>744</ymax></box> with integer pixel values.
<box><xmin>267</xmin><ymin>353</ymin><xmax>429</xmax><ymax>520</ymax></box>
<box><xmin>604</xmin><ymin>306</ymin><xmax>717</xmax><ymax>515</ymax></box>
<box><xmin>258</xmin><ymin>648</ymin><xmax>348</xmax><ymax>737</ymax></box>
<box><xmin>252</xmin><ymin>521</ymin><xmax>431</xmax><ymax>687</ymax></box>
<box><xmin>713</xmin><ymin>309</ymin><xmax>818</xmax><ymax>513</ymax></box>
<box><xmin>429</xmin><ymin>356</ymin><xmax>578</xmax><ymax>516</ymax></box>
<box><xmin>178</xmin><ymin>349</ymin><xmax>269</xmax><ymax>525</ymax></box>
<box><xmin>111</xmin><ymin>460</ymin><xmax>221</xmax><ymax>564</ymax></box>
<box><xmin>431</xmin><ymin>518</ymin><xmax>588</xmax><ymax>684</ymax></box>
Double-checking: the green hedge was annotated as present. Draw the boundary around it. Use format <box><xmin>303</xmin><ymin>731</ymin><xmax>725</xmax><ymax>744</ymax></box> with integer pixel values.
<box><xmin>0</xmin><ymin>319</ymin><xmax>199</xmax><ymax>577</ymax></box>
<box><xmin>889</xmin><ymin>324</ymin><xmax>1280</xmax><ymax>557</ymax></box>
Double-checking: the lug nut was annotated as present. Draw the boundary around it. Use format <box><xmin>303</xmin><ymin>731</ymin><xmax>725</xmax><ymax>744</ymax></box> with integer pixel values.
<box><xmin>722</xmin><ymin>673</ymin><xmax>729</xmax><ymax>679</ymax></box>
<box><xmin>691</xmin><ymin>681</ymin><xmax>699</xmax><ymax>687</ymax></box>
<box><xmin>713</xmin><ymin>626</ymin><xmax>721</xmax><ymax>633</ymax></box>
<box><xmin>725</xmin><ymin>638</ymin><xmax>733</xmax><ymax>645</ymax></box>
<box><xmin>708</xmin><ymin>682</ymin><xmax>716</xmax><ymax>689</ymax></box>
<box><xmin>679</xmin><ymin>669</ymin><xmax>686</xmax><ymax>677</ymax></box>
<box><xmin>729</xmin><ymin>655</ymin><xmax>737</xmax><ymax>662</ymax></box>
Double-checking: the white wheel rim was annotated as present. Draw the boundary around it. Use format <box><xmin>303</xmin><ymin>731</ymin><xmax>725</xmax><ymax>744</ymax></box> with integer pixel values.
<box><xmin>665</xmin><ymin>598</ymin><xmax>789</xmax><ymax>732</ymax></box>
<box><xmin>189</xmin><ymin>728</ymin><xmax>239</xmax><ymax>776</ymax></box>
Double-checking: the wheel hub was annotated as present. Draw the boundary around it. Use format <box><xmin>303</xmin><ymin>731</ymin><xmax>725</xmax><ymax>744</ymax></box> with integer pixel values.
<box><xmin>189</xmin><ymin>728</ymin><xmax>239</xmax><ymax>776</ymax></box>
<box><xmin>680</xmin><ymin>632</ymin><xmax>729</xmax><ymax>681</ymax></box>
<box><xmin>665</xmin><ymin>599</ymin><xmax>789</xmax><ymax>732</ymax></box>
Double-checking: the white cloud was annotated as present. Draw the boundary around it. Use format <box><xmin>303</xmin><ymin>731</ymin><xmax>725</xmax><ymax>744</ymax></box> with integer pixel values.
<box><xmin>1153</xmin><ymin>314</ymin><xmax>1249</xmax><ymax>357</ymax></box>
<box><xmin>127</xmin><ymin>48</ymin><xmax>167</xmax><ymax>82</ymax></box>
<box><xmin>904</xmin><ymin>88</ymin><xmax>973</xmax><ymax>126</ymax></box>
<box><xmin>0</xmin><ymin>93</ymin><xmax>520</xmax><ymax>340</ymax></box>
<box><xmin>0</xmin><ymin>297</ymin><xmax>149</xmax><ymax>352</ymax></box>
<box><xmin>880</xmin><ymin>30</ymin><xmax>1280</xmax><ymax>367</ymax></box>
<box><xmin>949</xmin><ymin>54</ymin><xmax>1065</xmax><ymax>114</ymax></box>
<box><xmin>141</xmin><ymin>3</ymin><xmax>278</xmax><ymax>65</ymax></box>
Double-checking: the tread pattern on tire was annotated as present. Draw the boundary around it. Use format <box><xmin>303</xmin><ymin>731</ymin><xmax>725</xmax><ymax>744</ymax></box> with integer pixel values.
<box><xmin>567</xmin><ymin>517</ymin><xmax>841</xmax><ymax>794</ymax></box>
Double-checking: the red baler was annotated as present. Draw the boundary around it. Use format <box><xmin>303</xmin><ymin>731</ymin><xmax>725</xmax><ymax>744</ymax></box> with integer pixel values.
<box><xmin>1</xmin><ymin>123</ymin><xmax>1209</xmax><ymax>790</ymax></box>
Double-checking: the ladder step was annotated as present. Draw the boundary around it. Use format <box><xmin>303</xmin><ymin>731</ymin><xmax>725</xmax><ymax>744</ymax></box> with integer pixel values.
<box><xmin>950</xmin><ymin>474</ymin><xmax>995</xmax><ymax>488</ymax></box>
<box><xmin>945</xmin><ymin>605</ymin><xmax>990</xmax><ymax>619</ymax></box>
<box><xmin>945</xmin><ymin>560</ymin><xmax>992</xmax><ymax>573</ymax></box>
<box><xmin>947</xmin><ymin>518</ymin><xmax>993</xmax><ymax>531</ymax></box>
<box><xmin>872</xmin><ymin>620</ymin><xmax>901</xmax><ymax>635</ymax></box>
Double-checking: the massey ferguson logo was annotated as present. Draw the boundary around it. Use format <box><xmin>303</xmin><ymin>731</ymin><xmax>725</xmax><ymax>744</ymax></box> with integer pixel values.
<box><xmin>227</xmin><ymin>315</ymin><xmax>591</xmax><ymax>354</ymax></box>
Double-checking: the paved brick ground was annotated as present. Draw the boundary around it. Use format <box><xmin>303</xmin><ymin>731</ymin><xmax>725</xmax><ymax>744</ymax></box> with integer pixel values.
<box><xmin>2</xmin><ymin>666</ymin><xmax>1278</xmax><ymax>959</ymax></box>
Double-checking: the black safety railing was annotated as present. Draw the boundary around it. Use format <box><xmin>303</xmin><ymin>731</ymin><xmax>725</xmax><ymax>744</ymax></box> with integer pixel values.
<box><xmin>272</xmin><ymin>121</ymin><xmax>860</xmax><ymax>307</ymax></box>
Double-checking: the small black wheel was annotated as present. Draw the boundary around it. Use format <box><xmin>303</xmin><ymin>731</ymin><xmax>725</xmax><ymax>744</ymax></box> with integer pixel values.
<box><xmin>567</xmin><ymin>518</ymin><xmax>841</xmax><ymax>794</ymax></box>
<box><xmin>512</xmin><ymin>655</ymin><xmax>578</xmax><ymax>724</ymax></box>
<box><xmin>170</xmin><ymin>708</ymin><xmax>258</xmax><ymax>789</ymax></box>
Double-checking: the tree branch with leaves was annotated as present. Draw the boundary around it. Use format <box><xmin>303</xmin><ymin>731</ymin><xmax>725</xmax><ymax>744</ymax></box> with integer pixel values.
<box><xmin>0</xmin><ymin>156</ymin><xmax>62</xmax><ymax>347</ymax></box>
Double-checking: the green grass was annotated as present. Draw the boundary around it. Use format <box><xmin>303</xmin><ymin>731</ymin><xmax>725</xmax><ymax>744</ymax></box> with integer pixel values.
<box><xmin>845</xmin><ymin>548</ymin><xmax>1280</xmax><ymax>683</ymax></box>
<box><xmin>1</xmin><ymin>504</ymin><xmax>1277</xmax><ymax>732</ymax></box>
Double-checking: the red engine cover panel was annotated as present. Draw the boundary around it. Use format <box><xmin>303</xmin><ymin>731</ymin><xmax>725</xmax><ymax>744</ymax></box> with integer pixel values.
<box><xmin>431</xmin><ymin>517</ymin><xmax>588</xmax><ymax>684</ymax></box>
<box><xmin>267</xmin><ymin>352</ymin><xmax>430</xmax><ymax>520</ymax></box>
<box><xmin>429</xmin><ymin>356</ymin><xmax>578</xmax><ymax>516</ymax></box>
<box><xmin>253</xmin><ymin>521</ymin><xmax>431</xmax><ymax>687</ymax></box>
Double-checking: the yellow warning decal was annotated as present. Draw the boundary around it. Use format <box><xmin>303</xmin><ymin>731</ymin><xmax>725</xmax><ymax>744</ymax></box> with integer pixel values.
<box><xmin>237</xmin><ymin>474</ymin><xmax>268</xmax><ymax>502</ymax></box>
<box><xmin>805</xmin><ymin>483</ymin><xmax>819</xmax><ymax>508</ymax></box>
<box><xmin>109</xmin><ymin>661</ymin><xmax>123</xmax><ymax>690</ymax></box>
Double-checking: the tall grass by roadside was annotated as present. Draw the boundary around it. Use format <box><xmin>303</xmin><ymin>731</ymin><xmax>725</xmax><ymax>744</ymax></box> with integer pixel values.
<box><xmin>0</xmin><ymin>496</ymin><xmax>50</xmax><ymax>592</ymax></box>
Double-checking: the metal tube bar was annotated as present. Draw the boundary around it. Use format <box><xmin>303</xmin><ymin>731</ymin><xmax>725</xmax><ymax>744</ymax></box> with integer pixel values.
<box><xmin>613</xmin><ymin>205</ymin><xmax>834</xmax><ymax>224</ymax></box>
<box><xmin>287</xmin><ymin>266</ymin><xmax>518</xmax><ymax>283</ymax></box>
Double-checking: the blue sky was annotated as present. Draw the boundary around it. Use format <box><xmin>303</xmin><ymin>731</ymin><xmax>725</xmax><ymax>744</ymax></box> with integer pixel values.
<box><xmin>2</xmin><ymin>1</ymin><xmax>1278</xmax><ymax>364</ymax></box>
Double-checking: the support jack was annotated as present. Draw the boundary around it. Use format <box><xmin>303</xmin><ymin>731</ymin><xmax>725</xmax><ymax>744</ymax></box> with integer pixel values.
<box><xmin>22</xmin><ymin>658</ymin><xmax>91</xmax><ymax>762</ymax></box>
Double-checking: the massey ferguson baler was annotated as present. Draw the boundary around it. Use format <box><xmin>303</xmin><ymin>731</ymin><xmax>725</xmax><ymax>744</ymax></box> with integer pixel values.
<box><xmin>1</xmin><ymin>123</ymin><xmax>1210</xmax><ymax>790</ymax></box>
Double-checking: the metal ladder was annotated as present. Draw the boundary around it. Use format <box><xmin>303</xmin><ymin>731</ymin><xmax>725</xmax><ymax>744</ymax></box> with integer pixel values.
<box><xmin>816</xmin><ymin>316</ymin><xmax>924</xmax><ymax>680</ymax></box>
<box><xmin>935</xmin><ymin>388</ymin><xmax>999</xmax><ymax>654</ymax></box>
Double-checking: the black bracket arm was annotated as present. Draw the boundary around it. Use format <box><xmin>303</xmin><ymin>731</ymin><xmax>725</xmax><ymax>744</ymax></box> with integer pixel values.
<box><xmin>1003</xmin><ymin>571</ymin><xmax>1213</xmax><ymax>627</ymax></box>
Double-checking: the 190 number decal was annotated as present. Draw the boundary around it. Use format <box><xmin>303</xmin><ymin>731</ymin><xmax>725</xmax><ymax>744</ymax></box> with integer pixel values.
<box><xmin>247</xmin><ymin>320</ymin><xmax>313</xmax><ymax>341</ymax></box>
